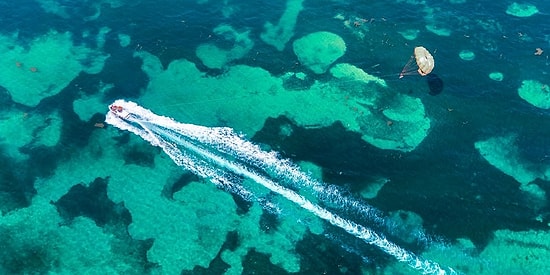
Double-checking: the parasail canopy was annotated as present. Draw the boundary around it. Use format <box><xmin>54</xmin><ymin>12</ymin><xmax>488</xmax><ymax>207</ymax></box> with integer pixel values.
<box><xmin>400</xmin><ymin>46</ymin><xmax>435</xmax><ymax>78</ymax></box>
<box><xmin>414</xmin><ymin>46</ymin><xmax>434</xmax><ymax>76</ymax></box>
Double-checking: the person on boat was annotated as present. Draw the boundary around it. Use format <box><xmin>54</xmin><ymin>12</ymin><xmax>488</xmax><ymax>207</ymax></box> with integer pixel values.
<box><xmin>109</xmin><ymin>105</ymin><xmax>131</xmax><ymax>119</ymax></box>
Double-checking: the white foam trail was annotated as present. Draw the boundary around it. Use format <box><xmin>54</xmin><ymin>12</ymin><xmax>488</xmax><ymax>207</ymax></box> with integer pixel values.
<box><xmin>119</xmin><ymin>101</ymin><xmax>385</xmax><ymax>224</ymax></box>
<box><xmin>106</xmin><ymin>100</ymin><xmax>456</xmax><ymax>275</ymax></box>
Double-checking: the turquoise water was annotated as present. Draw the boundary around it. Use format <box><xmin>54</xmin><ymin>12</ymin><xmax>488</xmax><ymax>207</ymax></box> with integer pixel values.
<box><xmin>1</xmin><ymin>0</ymin><xmax>550</xmax><ymax>274</ymax></box>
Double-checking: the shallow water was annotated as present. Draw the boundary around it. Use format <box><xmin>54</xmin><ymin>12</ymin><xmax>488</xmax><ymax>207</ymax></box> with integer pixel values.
<box><xmin>1</xmin><ymin>0</ymin><xmax>550</xmax><ymax>274</ymax></box>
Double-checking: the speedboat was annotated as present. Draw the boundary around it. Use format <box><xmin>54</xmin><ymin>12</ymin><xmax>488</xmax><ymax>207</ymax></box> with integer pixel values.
<box><xmin>109</xmin><ymin>104</ymin><xmax>131</xmax><ymax>119</ymax></box>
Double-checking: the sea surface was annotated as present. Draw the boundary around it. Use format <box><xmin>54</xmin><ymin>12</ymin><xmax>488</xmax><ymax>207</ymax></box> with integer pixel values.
<box><xmin>1</xmin><ymin>0</ymin><xmax>550</xmax><ymax>274</ymax></box>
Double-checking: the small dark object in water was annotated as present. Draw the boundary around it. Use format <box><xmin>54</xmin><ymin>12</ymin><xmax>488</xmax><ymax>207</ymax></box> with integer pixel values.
<box><xmin>426</xmin><ymin>74</ymin><xmax>443</xmax><ymax>96</ymax></box>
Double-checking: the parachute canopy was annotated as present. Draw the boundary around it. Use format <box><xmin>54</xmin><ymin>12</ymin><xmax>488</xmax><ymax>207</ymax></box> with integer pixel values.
<box><xmin>400</xmin><ymin>46</ymin><xmax>435</xmax><ymax>78</ymax></box>
<box><xmin>414</xmin><ymin>46</ymin><xmax>434</xmax><ymax>76</ymax></box>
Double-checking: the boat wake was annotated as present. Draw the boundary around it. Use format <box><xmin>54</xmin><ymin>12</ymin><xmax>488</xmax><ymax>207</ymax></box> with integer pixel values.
<box><xmin>105</xmin><ymin>99</ymin><xmax>455</xmax><ymax>274</ymax></box>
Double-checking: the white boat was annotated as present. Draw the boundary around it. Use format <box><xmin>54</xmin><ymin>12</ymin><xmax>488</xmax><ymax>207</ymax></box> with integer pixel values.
<box><xmin>109</xmin><ymin>104</ymin><xmax>131</xmax><ymax>119</ymax></box>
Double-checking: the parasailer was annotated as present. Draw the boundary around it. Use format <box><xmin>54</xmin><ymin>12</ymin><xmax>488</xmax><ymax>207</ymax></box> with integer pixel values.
<box><xmin>399</xmin><ymin>46</ymin><xmax>435</xmax><ymax>78</ymax></box>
